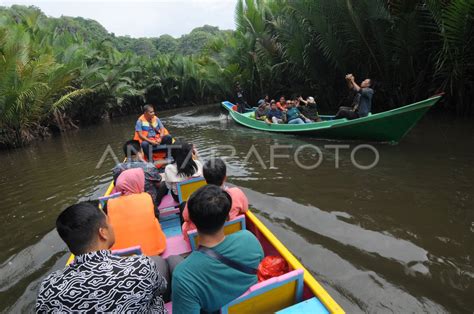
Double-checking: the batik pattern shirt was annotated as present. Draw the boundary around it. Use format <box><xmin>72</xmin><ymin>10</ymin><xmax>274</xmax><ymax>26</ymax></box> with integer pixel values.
<box><xmin>36</xmin><ymin>250</ymin><xmax>167</xmax><ymax>313</ymax></box>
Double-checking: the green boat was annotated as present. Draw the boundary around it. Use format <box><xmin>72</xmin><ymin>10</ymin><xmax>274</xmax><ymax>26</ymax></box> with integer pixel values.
<box><xmin>222</xmin><ymin>95</ymin><xmax>442</xmax><ymax>143</ymax></box>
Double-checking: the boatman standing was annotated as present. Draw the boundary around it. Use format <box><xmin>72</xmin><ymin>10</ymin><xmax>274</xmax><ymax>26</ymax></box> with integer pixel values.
<box><xmin>134</xmin><ymin>105</ymin><xmax>172</xmax><ymax>161</ymax></box>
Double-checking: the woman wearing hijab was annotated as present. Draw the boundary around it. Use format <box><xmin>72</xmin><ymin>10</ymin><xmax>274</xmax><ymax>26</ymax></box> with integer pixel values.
<box><xmin>107</xmin><ymin>168</ymin><xmax>167</xmax><ymax>255</ymax></box>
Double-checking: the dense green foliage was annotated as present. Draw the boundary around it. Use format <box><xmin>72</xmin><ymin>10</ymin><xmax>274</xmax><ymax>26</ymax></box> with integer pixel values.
<box><xmin>227</xmin><ymin>0</ymin><xmax>473</xmax><ymax>114</ymax></box>
<box><xmin>110</xmin><ymin>25</ymin><xmax>230</xmax><ymax>57</ymax></box>
<box><xmin>0</xmin><ymin>5</ymin><xmax>232</xmax><ymax>147</ymax></box>
<box><xmin>0</xmin><ymin>2</ymin><xmax>473</xmax><ymax>148</ymax></box>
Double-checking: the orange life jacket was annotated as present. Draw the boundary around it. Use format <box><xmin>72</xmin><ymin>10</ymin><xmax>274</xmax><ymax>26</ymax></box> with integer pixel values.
<box><xmin>133</xmin><ymin>114</ymin><xmax>169</xmax><ymax>143</ymax></box>
<box><xmin>108</xmin><ymin>193</ymin><xmax>166</xmax><ymax>256</ymax></box>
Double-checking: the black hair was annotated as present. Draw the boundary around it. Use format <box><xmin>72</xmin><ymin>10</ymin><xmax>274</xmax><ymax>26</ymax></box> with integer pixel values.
<box><xmin>56</xmin><ymin>201</ymin><xmax>106</xmax><ymax>255</ymax></box>
<box><xmin>171</xmin><ymin>141</ymin><xmax>198</xmax><ymax>177</ymax></box>
<box><xmin>187</xmin><ymin>185</ymin><xmax>232</xmax><ymax>235</ymax></box>
<box><xmin>368</xmin><ymin>79</ymin><xmax>376</xmax><ymax>89</ymax></box>
<box><xmin>203</xmin><ymin>158</ymin><xmax>226</xmax><ymax>186</ymax></box>
<box><xmin>143</xmin><ymin>104</ymin><xmax>154</xmax><ymax>113</ymax></box>
<box><xmin>123</xmin><ymin>140</ymin><xmax>141</xmax><ymax>158</ymax></box>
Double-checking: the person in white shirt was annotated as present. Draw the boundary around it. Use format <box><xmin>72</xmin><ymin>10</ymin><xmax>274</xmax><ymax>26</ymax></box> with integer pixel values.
<box><xmin>155</xmin><ymin>141</ymin><xmax>203</xmax><ymax>205</ymax></box>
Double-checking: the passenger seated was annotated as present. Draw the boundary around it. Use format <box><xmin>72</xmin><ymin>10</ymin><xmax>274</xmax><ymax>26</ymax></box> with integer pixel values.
<box><xmin>172</xmin><ymin>185</ymin><xmax>264</xmax><ymax>313</ymax></box>
<box><xmin>335</xmin><ymin>74</ymin><xmax>374</xmax><ymax>120</ymax></box>
<box><xmin>276</xmin><ymin>96</ymin><xmax>288</xmax><ymax>111</ymax></box>
<box><xmin>286</xmin><ymin>101</ymin><xmax>311</xmax><ymax>124</ymax></box>
<box><xmin>265</xmin><ymin>101</ymin><xmax>284</xmax><ymax>124</ymax></box>
<box><xmin>107</xmin><ymin>168</ymin><xmax>167</xmax><ymax>255</ymax></box>
<box><xmin>36</xmin><ymin>201</ymin><xmax>167</xmax><ymax>313</ymax></box>
<box><xmin>255</xmin><ymin>100</ymin><xmax>270</xmax><ymax>120</ymax></box>
<box><xmin>257</xmin><ymin>94</ymin><xmax>270</xmax><ymax>105</ymax></box>
<box><xmin>155</xmin><ymin>141</ymin><xmax>203</xmax><ymax>205</ymax></box>
<box><xmin>112</xmin><ymin>140</ymin><xmax>162</xmax><ymax>209</ymax></box>
<box><xmin>181</xmin><ymin>158</ymin><xmax>248</xmax><ymax>242</ymax></box>
<box><xmin>298</xmin><ymin>96</ymin><xmax>322</xmax><ymax>122</ymax></box>
<box><xmin>135</xmin><ymin>105</ymin><xmax>173</xmax><ymax>161</ymax></box>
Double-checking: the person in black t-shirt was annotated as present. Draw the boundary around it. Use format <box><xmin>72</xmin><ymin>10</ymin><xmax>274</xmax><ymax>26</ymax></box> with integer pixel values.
<box><xmin>235</xmin><ymin>82</ymin><xmax>251</xmax><ymax>113</ymax></box>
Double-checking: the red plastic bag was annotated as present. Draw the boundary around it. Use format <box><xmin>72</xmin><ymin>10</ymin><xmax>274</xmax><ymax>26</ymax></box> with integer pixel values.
<box><xmin>257</xmin><ymin>256</ymin><xmax>289</xmax><ymax>282</ymax></box>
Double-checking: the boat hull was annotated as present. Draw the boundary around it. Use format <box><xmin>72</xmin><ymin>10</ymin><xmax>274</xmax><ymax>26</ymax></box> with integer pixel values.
<box><xmin>222</xmin><ymin>96</ymin><xmax>441</xmax><ymax>143</ymax></box>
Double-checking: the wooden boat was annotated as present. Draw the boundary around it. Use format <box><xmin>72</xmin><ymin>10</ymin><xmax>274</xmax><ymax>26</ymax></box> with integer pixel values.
<box><xmin>66</xmin><ymin>177</ymin><xmax>344</xmax><ymax>313</ymax></box>
<box><xmin>222</xmin><ymin>95</ymin><xmax>442</xmax><ymax>143</ymax></box>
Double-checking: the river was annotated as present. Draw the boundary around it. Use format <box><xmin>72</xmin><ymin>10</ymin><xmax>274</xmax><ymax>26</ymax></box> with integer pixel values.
<box><xmin>0</xmin><ymin>104</ymin><xmax>473</xmax><ymax>313</ymax></box>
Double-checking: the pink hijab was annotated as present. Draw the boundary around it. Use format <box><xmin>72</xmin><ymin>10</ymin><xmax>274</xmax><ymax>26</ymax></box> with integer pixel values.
<box><xmin>115</xmin><ymin>168</ymin><xmax>145</xmax><ymax>195</ymax></box>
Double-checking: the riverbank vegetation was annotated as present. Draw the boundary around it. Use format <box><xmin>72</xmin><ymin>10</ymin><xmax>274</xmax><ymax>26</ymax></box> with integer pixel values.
<box><xmin>0</xmin><ymin>1</ymin><xmax>473</xmax><ymax>148</ymax></box>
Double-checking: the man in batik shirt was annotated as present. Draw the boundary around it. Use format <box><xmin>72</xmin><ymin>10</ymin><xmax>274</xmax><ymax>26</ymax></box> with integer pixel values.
<box><xmin>36</xmin><ymin>201</ymin><xmax>167</xmax><ymax>313</ymax></box>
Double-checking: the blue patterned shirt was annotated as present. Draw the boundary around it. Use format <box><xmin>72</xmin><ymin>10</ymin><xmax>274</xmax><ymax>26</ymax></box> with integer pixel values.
<box><xmin>36</xmin><ymin>250</ymin><xmax>167</xmax><ymax>313</ymax></box>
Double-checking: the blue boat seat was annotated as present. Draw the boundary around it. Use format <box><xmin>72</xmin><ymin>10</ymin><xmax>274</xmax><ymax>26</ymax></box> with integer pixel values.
<box><xmin>98</xmin><ymin>192</ymin><xmax>121</xmax><ymax>208</ymax></box>
<box><xmin>111</xmin><ymin>245</ymin><xmax>142</xmax><ymax>257</ymax></box>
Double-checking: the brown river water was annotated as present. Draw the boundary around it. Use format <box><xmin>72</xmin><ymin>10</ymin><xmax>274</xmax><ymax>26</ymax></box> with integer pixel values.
<box><xmin>0</xmin><ymin>104</ymin><xmax>473</xmax><ymax>313</ymax></box>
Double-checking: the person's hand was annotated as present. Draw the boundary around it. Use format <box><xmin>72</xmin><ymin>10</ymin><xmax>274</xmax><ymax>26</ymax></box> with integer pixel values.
<box><xmin>149</xmin><ymin>139</ymin><xmax>158</xmax><ymax>145</ymax></box>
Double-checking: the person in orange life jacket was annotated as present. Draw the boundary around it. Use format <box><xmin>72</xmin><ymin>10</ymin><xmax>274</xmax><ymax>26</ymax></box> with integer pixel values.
<box><xmin>112</xmin><ymin>140</ymin><xmax>162</xmax><ymax>215</ymax></box>
<box><xmin>135</xmin><ymin>105</ymin><xmax>173</xmax><ymax>161</ymax></box>
<box><xmin>181</xmin><ymin>158</ymin><xmax>248</xmax><ymax>243</ymax></box>
<box><xmin>107</xmin><ymin>168</ymin><xmax>167</xmax><ymax>256</ymax></box>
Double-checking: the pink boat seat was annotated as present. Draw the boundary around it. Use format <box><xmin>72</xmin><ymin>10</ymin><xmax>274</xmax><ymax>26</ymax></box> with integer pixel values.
<box><xmin>158</xmin><ymin>194</ymin><xmax>179</xmax><ymax>210</ymax></box>
<box><xmin>161</xmin><ymin>235</ymin><xmax>191</xmax><ymax>258</ymax></box>
<box><xmin>164</xmin><ymin>301</ymin><xmax>172</xmax><ymax>313</ymax></box>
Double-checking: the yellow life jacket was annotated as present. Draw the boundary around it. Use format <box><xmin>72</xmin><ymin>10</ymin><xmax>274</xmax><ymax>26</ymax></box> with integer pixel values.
<box><xmin>108</xmin><ymin>193</ymin><xmax>166</xmax><ymax>256</ymax></box>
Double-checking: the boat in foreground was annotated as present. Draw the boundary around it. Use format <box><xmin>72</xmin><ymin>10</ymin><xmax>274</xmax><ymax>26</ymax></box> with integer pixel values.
<box><xmin>222</xmin><ymin>95</ymin><xmax>442</xmax><ymax>143</ymax></box>
<box><xmin>67</xmin><ymin>178</ymin><xmax>344</xmax><ymax>313</ymax></box>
